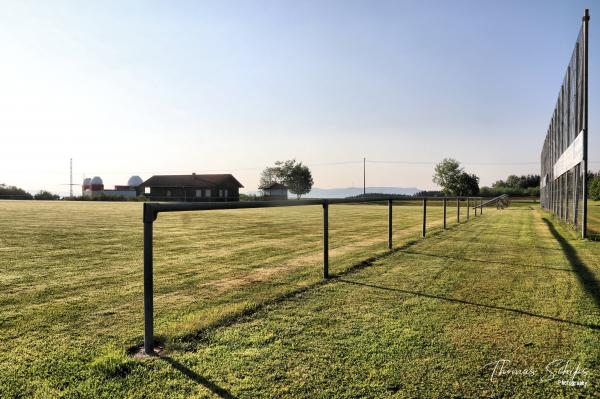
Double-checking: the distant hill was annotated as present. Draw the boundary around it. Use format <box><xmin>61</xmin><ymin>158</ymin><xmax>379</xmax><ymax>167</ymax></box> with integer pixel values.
<box><xmin>304</xmin><ymin>187</ymin><xmax>421</xmax><ymax>198</ymax></box>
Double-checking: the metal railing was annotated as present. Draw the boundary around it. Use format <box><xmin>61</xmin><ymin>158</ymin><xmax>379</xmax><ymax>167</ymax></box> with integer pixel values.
<box><xmin>141</xmin><ymin>195</ymin><xmax>503</xmax><ymax>354</ymax></box>
<box><xmin>473</xmin><ymin>194</ymin><xmax>510</xmax><ymax>212</ymax></box>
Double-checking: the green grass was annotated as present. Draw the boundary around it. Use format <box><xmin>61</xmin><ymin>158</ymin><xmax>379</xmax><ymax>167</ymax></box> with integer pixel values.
<box><xmin>0</xmin><ymin>200</ymin><xmax>599</xmax><ymax>398</ymax></box>
<box><xmin>587</xmin><ymin>199</ymin><xmax>600</xmax><ymax>239</ymax></box>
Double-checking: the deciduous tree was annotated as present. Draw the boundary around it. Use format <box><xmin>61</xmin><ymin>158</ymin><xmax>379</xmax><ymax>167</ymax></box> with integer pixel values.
<box><xmin>260</xmin><ymin>160</ymin><xmax>314</xmax><ymax>199</ymax></box>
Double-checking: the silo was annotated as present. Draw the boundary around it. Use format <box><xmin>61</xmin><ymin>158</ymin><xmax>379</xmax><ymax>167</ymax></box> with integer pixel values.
<box><xmin>90</xmin><ymin>176</ymin><xmax>104</xmax><ymax>192</ymax></box>
<box><xmin>82</xmin><ymin>177</ymin><xmax>91</xmax><ymax>193</ymax></box>
<box><xmin>128</xmin><ymin>175</ymin><xmax>144</xmax><ymax>196</ymax></box>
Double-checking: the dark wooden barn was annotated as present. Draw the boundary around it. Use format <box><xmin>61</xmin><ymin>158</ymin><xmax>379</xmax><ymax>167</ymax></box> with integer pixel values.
<box><xmin>140</xmin><ymin>174</ymin><xmax>244</xmax><ymax>201</ymax></box>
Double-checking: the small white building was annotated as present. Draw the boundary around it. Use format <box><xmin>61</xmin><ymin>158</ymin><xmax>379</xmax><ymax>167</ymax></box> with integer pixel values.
<box><xmin>259</xmin><ymin>182</ymin><xmax>288</xmax><ymax>200</ymax></box>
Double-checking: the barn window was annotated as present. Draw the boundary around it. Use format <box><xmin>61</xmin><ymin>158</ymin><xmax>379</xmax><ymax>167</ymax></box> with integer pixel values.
<box><xmin>224</xmin><ymin>189</ymin><xmax>228</xmax><ymax>198</ymax></box>
<box><xmin>166</xmin><ymin>190</ymin><xmax>171</xmax><ymax>197</ymax></box>
<box><xmin>205</xmin><ymin>189</ymin><xmax>211</xmax><ymax>198</ymax></box>
<box><xmin>195</xmin><ymin>190</ymin><xmax>201</xmax><ymax>197</ymax></box>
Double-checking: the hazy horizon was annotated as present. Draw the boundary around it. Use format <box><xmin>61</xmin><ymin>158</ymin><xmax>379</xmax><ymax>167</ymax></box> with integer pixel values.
<box><xmin>1</xmin><ymin>1</ymin><xmax>597</xmax><ymax>196</ymax></box>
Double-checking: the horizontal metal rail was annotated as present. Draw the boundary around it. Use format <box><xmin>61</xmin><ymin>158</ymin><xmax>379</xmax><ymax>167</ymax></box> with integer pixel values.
<box><xmin>142</xmin><ymin>195</ymin><xmax>499</xmax><ymax>355</ymax></box>
<box><xmin>473</xmin><ymin>194</ymin><xmax>509</xmax><ymax>210</ymax></box>
<box><xmin>143</xmin><ymin>196</ymin><xmax>480</xmax><ymax>222</ymax></box>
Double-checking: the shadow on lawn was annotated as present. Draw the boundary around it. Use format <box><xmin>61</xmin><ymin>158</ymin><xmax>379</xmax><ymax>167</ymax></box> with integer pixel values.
<box><xmin>162</xmin><ymin>356</ymin><xmax>239</xmax><ymax>399</ymax></box>
<box><xmin>336</xmin><ymin>278</ymin><xmax>600</xmax><ymax>331</ymax></box>
<box><xmin>173</xmin><ymin>236</ymin><xmax>430</xmax><ymax>346</ymax></box>
<box><xmin>400</xmin><ymin>249</ymin><xmax>576</xmax><ymax>273</ymax></box>
<box><xmin>542</xmin><ymin>218</ymin><xmax>600</xmax><ymax>311</ymax></box>
<box><xmin>157</xmin><ymin>238</ymin><xmax>432</xmax><ymax>394</ymax></box>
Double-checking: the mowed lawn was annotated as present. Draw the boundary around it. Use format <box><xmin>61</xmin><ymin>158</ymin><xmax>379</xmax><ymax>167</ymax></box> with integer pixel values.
<box><xmin>0</xmin><ymin>200</ymin><xmax>599</xmax><ymax>398</ymax></box>
<box><xmin>586</xmin><ymin>199</ymin><xmax>600</xmax><ymax>240</ymax></box>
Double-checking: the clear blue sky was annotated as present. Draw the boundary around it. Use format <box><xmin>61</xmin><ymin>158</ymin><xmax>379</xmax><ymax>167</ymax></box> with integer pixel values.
<box><xmin>0</xmin><ymin>0</ymin><xmax>597</xmax><ymax>194</ymax></box>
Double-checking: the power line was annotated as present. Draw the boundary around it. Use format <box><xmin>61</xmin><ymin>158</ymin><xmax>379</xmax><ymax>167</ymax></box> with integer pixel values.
<box><xmin>366</xmin><ymin>160</ymin><xmax>539</xmax><ymax>166</ymax></box>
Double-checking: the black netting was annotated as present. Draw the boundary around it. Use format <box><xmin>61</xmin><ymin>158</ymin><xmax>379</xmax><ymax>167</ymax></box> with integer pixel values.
<box><xmin>540</xmin><ymin>22</ymin><xmax>588</xmax><ymax>237</ymax></box>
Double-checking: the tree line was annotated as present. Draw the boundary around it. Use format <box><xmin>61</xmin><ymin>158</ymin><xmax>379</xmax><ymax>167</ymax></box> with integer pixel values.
<box><xmin>0</xmin><ymin>184</ymin><xmax>143</xmax><ymax>201</ymax></box>
<box><xmin>588</xmin><ymin>172</ymin><xmax>600</xmax><ymax>200</ymax></box>
<box><xmin>482</xmin><ymin>174</ymin><xmax>540</xmax><ymax>197</ymax></box>
<box><xmin>432</xmin><ymin>158</ymin><xmax>540</xmax><ymax>197</ymax></box>
<box><xmin>0</xmin><ymin>184</ymin><xmax>59</xmax><ymax>200</ymax></box>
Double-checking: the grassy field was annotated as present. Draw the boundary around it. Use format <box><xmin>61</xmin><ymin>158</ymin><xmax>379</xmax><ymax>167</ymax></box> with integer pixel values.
<box><xmin>587</xmin><ymin>200</ymin><xmax>600</xmax><ymax>239</ymax></box>
<box><xmin>0</xmin><ymin>200</ymin><xmax>599</xmax><ymax>398</ymax></box>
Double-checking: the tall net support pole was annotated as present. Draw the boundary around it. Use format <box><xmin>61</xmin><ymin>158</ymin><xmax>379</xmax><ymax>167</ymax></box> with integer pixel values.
<box><xmin>582</xmin><ymin>9</ymin><xmax>590</xmax><ymax>239</ymax></box>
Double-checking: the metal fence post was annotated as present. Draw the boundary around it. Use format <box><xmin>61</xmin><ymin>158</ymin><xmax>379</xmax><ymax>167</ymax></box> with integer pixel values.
<box><xmin>467</xmin><ymin>197</ymin><xmax>470</xmax><ymax>220</ymax></box>
<box><xmin>388</xmin><ymin>199</ymin><xmax>392</xmax><ymax>249</ymax></box>
<box><xmin>457</xmin><ymin>198</ymin><xmax>460</xmax><ymax>223</ymax></box>
<box><xmin>422</xmin><ymin>198</ymin><xmax>427</xmax><ymax>237</ymax></box>
<box><xmin>323</xmin><ymin>202</ymin><xmax>329</xmax><ymax>279</ymax></box>
<box><xmin>143</xmin><ymin>213</ymin><xmax>154</xmax><ymax>355</ymax></box>
<box><xmin>443</xmin><ymin>198</ymin><xmax>447</xmax><ymax>229</ymax></box>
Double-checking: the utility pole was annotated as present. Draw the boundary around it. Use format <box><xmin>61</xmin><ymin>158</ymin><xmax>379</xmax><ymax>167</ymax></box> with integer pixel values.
<box><xmin>69</xmin><ymin>158</ymin><xmax>73</xmax><ymax>198</ymax></box>
<box><xmin>363</xmin><ymin>157</ymin><xmax>366</xmax><ymax>196</ymax></box>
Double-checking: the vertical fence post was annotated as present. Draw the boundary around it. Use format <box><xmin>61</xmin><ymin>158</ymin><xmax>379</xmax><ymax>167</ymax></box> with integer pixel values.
<box><xmin>143</xmin><ymin>206</ymin><xmax>154</xmax><ymax>355</ymax></box>
<box><xmin>323</xmin><ymin>201</ymin><xmax>329</xmax><ymax>279</ymax></box>
<box><xmin>388</xmin><ymin>199</ymin><xmax>393</xmax><ymax>249</ymax></box>
<box><xmin>467</xmin><ymin>197</ymin><xmax>470</xmax><ymax>220</ymax></box>
<box><xmin>457</xmin><ymin>198</ymin><xmax>460</xmax><ymax>223</ymax></box>
<box><xmin>443</xmin><ymin>198</ymin><xmax>447</xmax><ymax>229</ymax></box>
<box><xmin>422</xmin><ymin>198</ymin><xmax>427</xmax><ymax>237</ymax></box>
<box><xmin>480</xmin><ymin>198</ymin><xmax>483</xmax><ymax>215</ymax></box>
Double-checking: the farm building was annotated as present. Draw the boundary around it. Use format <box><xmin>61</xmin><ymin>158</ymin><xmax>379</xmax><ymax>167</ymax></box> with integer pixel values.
<box><xmin>259</xmin><ymin>182</ymin><xmax>288</xmax><ymax>200</ymax></box>
<box><xmin>82</xmin><ymin>176</ymin><xmax>143</xmax><ymax>198</ymax></box>
<box><xmin>140</xmin><ymin>173</ymin><xmax>243</xmax><ymax>201</ymax></box>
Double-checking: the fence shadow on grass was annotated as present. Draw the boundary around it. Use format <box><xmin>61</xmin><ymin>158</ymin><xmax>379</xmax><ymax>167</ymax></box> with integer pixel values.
<box><xmin>336</xmin><ymin>278</ymin><xmax>600</xmax><ymax>331</ymax></box>
<box><xmin>542</xmin><ymin>218</ymin><xmax>600</xmax><ymax>311</ymax></box>
<box><xmin>174</xmin><ymin>235</ymin><xmax>430</xmax><ymax>347</ymax></box>
<box><xmin>400</xmin><ymin>249</ymin><xmax>576</xmax><ymax>273</ymax></box>
<box><xmin>162</xmin><ymin>356</ymin><xmax>239</xmax><ymax>399</ymax></box>
<box><xmin>164</xmin><ymin>221</ymin><xmax>479</xmax><ymax>351</ymax></box>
